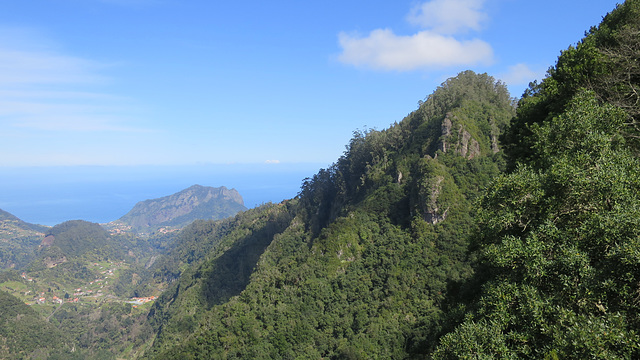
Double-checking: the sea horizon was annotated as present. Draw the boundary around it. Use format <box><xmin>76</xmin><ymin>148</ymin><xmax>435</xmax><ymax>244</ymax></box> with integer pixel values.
<box><xmin>0</xmin><ymin>163</ymin><xmax>325</xmax><ymax>226</ymax></box>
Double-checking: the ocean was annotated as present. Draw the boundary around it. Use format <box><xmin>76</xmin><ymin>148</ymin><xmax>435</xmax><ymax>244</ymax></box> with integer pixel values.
<box><xmin>0</xmin><ymin>163</ymin><xmax>325</xmax><ymax>226</ymax></box>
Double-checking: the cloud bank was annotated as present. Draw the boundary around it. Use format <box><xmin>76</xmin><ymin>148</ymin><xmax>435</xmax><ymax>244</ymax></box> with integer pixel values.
<box><xmin>337</xmin><ymin>0</ymin><xmax>493</xmax><ymax>71</ymax></box>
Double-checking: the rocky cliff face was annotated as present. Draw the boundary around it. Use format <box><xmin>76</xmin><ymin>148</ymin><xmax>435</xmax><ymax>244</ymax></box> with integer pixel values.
<box><xmin>422</xmin><ymin>174</ymin><xmax>448</xmax><ymax>224</ymax></box>
<box><xmin>438</xmin><ymin>113</ymin><xmax>481</xmax><ymax>159</ymax></box>
<box><xmin>114</xmin><ymin>185</ymin><xmax>247</xmax><ymax>232</ymax></box>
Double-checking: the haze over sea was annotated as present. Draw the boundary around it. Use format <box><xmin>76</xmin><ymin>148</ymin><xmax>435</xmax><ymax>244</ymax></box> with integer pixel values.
<box><xmin>0</xmin><ymin>163</ymin><xmax>322</xmax><ymax>226</ymax></box>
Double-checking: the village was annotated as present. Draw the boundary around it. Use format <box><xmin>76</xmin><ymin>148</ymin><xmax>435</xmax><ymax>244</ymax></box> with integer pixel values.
<box><xmin>5</xmin><ymin>261</ymin><xmax>158</xmax><ymax>309</ymax></box>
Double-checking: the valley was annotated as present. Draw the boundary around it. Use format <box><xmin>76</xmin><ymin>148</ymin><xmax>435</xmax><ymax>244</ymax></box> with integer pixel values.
<box><xmin>0</xmin><ymin>185</ymin><xmax>249</xmax><ymax>359</ymax></box>
<box><xmin>0</xmin><ymin>2</ymin><xmax>639</xmax><ymax>358</ymax></box>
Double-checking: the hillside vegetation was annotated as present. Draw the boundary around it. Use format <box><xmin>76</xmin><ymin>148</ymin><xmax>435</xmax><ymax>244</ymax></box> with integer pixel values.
<box><xmin>142</xmin><ymin>69</ymin><xmax>516</xmax><ymax>358</ymax></box>
<box><xmin>0</xmin><ymin>209</ymin><xmax>48</xmax><ymax>269</ymax></box>
<box><xmin>0</xmin><ymin>290</ymin><xmax>78</xmax><ymax>359</ymax></box>
<box><xmin>141</xmin><ymin>1</ymin><xmax>640</xmax><ymax>358</ymax></box>
<box><xmin>0</xmin><ymin>1</ymin><xmax>638</xmax><ymax>358</ymax></box>
<box><xmin>434</xmin><ymin>1</ymin><xmax>640</xmax><ymax>357</ymax></box>
<box><xmin>0</xmin><ymin>184</ymin><xmax>251</xmax><ymax>359</ymax></box>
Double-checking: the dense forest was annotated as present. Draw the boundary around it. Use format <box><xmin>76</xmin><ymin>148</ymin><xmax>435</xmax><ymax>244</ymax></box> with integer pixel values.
<box><xmin>0</xmin><ymin>0</ymin><xmax>639</xmax><ymax>358</ymax></box>
<box><xmin>141</xmin><ymin>1</ymin><xmax>640</xmax><ymax>358</ymax></box>
<box><xmin>140</xmin><ymin>69</ymin><xmax>515</xmax><ymax>359</ymax></box>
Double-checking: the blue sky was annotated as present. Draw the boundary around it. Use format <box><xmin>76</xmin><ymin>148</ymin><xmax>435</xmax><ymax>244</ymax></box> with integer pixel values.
<box><xmin>0</xmin><ymin>0</ymin><xmax>622</xmax><ymax>167</ymax></box>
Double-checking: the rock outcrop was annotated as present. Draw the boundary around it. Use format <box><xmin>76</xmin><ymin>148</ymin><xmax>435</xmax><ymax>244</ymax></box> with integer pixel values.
<box><xmin>438</xmin><ymin>113</ymin><xmax>481</xmax><ymax>159</ymax></box>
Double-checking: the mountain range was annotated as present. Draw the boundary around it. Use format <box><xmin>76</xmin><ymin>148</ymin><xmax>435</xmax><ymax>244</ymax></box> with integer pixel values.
<box><xmin>142</xmin><ymin>2</ymin><xmax>640</xmax><ymax>358</ymax></box>
<box><xmin>0</xmin><ymin>184</ymin><xmax>247</xmax><ymax>271</ymax></box>
<box><xmin>0</xmin><ymin>1</ymin><xmax>639</xmax><ymax>358</ymax></box>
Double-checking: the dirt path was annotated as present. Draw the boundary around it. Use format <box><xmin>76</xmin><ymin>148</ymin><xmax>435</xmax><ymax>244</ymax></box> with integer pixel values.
<box><xmin>46</xmin><ymin>302</ymin><xmax>63</xmax><ymax>322</ymax></box>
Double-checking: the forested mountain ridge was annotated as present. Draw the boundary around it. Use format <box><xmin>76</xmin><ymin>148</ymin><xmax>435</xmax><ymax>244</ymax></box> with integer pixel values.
<box><xmin>503</xmin><ymin>0</ymin><xmax>640</xmax><ymax>167</ymax></box>
<box><xmin>140</xmin><ymin>1</ymin><xmax>640</xmax><ymax>358</ymax></box>
<box><xmin>142</xmin><ymin>70</ymin><xmax>517</xmax><ymax>359</ymax></box>
<box><xmin>112</xmin><ymin>184</ymin><xmax>247</xmax><ymax>233</ymax></box>
<box><xmin>0</xmin><ymin>209</ymin><xmax>49</xmax><ymax>269</ymax></box>
<box><xmin>23</xmin><ymin>219</ymin><xmax>155</xmax><ymax>296</ymax></box>
<box><xmin>0</xmin><ymin>209</ymin><xmax>48</xmax><ymax>234</ymax></box>
<box><xmin>0</xmin><ymin>1</ymin><xmax>637</xmax><ymax>358</ymax></box>
<box><xmin>40</xmin><ymin>220</ymin><xmax>110</xmax><ymax>257</ymax></box>
<box><xmin>31</xmin><ymin>219</ymin><xmax>148</xmax><ymax>267</ymax></box>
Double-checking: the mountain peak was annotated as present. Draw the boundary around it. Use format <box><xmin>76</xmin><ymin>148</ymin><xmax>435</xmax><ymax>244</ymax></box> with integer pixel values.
<box><xmin>113</xmin><ymin>185</ymin><xmax>247</xmax><ymax>232</ymax></box>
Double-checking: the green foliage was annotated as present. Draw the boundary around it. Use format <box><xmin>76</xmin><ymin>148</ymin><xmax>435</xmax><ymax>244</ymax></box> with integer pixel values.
<box><xmin>0</xmin><ymin>214</ymin><xmax>163</xmax><ymax>359</ymax></box>
<box><xmin>53</xmin><ymin>302</ymin><xmax>154</xmax><ymax>359</ymax></box>
<box><xmin>25</xmin><ymin>220</ymin><xmax>155</xmax><ymax>289</ymax></box>
<box><xmin>8</xmin><ymin>3</ymin><xmax>636</xmax><ymax>357</ymax></box>
<box><xmin>0</xmin><ymin>209</ymin><xmax>49</xmax><ymax>269</ymax></box>
<box><xmin>503</xmin><ymin>0</ymin><xmax>640</xmax><ymax>167</ymax></box>
<box><xmin>0</xmin><ymin>290</ymin><xmax>77</xmax><ymax>359</ymax></box>
<box><xmin>43</xmin><ymin>220</ymin><xmax>110</xmax><ymax>258</ymax></box>
<box><xmin>145</xmin><ymin>203</ymin><xmax>295</xmax><ymax>355</ymax></box>
<box><xmin>434</xmin><ymin>1</ymin><xmax>640</xmax><ymax>357</ymax></box>
<box><xmin>8</xmin><ymin>3</ymin><xmax>637</xmax><ymax>356</ymax></box>
<box><xmin>437</xmin><ymin>101</ymin><xmax>640</xmax><ymax>355</ymax></box>
<box><xmin>140</xmin><ymin>71</ymin><xmax>515</xmax><ymax>359</ymax></box>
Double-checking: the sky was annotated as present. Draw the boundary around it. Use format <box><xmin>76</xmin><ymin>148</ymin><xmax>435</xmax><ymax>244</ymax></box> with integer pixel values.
<box><xmin>0</xmin><ymin>0</ymin><xmax>624</xmax><ymax>168</ymax></box>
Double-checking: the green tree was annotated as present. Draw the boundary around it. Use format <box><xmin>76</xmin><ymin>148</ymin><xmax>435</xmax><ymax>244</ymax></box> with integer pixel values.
<box><xmin>434</xmin><ymin>1</ymin><xmax>640</xmax><ymax>356</ymax></box>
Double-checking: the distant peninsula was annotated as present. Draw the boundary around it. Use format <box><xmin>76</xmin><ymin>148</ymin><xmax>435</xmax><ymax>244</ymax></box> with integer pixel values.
<box><xmin>108</xmin><ymin>185</ymin><xmax>247</xmax><ymax>233</ymax></box>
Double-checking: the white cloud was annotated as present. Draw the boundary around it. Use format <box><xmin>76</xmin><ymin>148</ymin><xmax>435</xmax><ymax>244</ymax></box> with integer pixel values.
<box><xmin>498</xmin><ymin>63</ymin><xmax>545</xmax><ymax>86</ymax></box>
<box><xmin>1</xmin><ymin>107</ymin><xmax>148</xmax><ymax>133</ymax></box>
<box><xmin>0</xmin><ymin>27</ymin><xmax>146</xmax><ymax>133</ymax></box>
<box><xmin>265</xmin><ymin>160</ymin><xmax>281</xmax><ymax>164</ymax></box>
<box><xmin>0</xmin><ymin>48</ymin><xmax>106</xmax><ymax>85</ymax></box>
<box><xmin>338</xmin><ymin>29</ymin><xmax>492</xmax><ymax>71</ymax></box>
<box><xmin>407</xmin><ymin>0</ymin><xmax>487</xmax><ymax>34</ymax></box>
<box><xmin>336</xmin><ymin>0</ymin><xmax>493</xmax><ymax>72</ymax></box>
